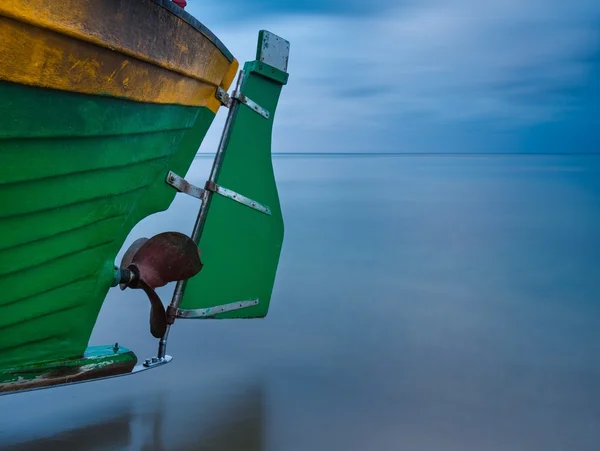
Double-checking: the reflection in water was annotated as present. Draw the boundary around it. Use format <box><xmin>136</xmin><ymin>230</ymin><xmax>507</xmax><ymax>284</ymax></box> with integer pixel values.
<box><xmin>2</xmin><ymin>381</ymin><xmax>265</xmax><ymax>451</ymax></box>
<box><xmin>2</xmin><ymin>413</ymin><xmax>133</xmax><ymax>451</ymax></box>
<box><xmin>174</xmin><ymin>385</ymin><xmax>264</xmax><ymax>451</ymax></box>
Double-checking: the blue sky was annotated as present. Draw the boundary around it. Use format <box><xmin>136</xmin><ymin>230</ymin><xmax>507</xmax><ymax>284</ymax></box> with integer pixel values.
<box><xmin>187</xmin><ymin>0</ymin><xmax>599</xmax><ymax>153</ymax></box>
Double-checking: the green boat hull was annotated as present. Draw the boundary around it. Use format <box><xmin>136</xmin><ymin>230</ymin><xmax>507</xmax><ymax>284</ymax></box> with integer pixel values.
<box><xmin>0</xmin><ymin>81</ymin><xmax>217</xmax><ymax>370</ymax></box>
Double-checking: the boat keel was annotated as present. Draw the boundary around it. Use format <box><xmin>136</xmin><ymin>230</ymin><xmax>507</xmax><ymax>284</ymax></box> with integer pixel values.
<box><xmin>0</xmin><ymin>344</ymin><xmax>171</xmax><ymax>396</ymax></box>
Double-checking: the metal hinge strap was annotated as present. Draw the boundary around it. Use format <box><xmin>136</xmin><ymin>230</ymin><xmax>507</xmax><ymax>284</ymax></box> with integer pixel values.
<box><xmin>205</xmin><ymin>181</ymin><xmax>271</xmax><ymax>215</ymax></box>
<box><xmin>233</xmin><ymin>91</ymin><xmax>270</xmax><ymax>119</ymax></box>
<box><xmin>214</xmin><ymin>87</ymin><xmax>269</xmax><ymax>119</ymax></box>
<box><xmin>177</xmin><ymin>299</ymin><xmax>259</xmax><ymax>318</ymax></box>
<box><xmin>166</xmin><ymin>171</ymin><xmax>204</xmax><ymax>199</ymax></box>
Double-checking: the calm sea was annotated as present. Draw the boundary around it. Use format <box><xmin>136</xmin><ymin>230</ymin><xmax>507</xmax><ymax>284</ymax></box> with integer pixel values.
<box><xmin>1</xmin><ymin>154</ymin><xmax>599</xmax><ymax>450</ymax></box>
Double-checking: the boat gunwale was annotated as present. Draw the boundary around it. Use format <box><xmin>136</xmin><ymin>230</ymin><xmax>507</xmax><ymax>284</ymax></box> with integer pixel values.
<box><xmin>151</xmin><ymin>0</ymin><xmax>234</xmax><ymax>63</ymax></box>
<box><xmin>0</xmin><ymin>0</ymin><xmax>235</xmax><ymax>89</ymax></box>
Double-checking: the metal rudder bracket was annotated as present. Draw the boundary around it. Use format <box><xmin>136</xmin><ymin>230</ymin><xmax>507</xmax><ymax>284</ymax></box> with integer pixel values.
<box><xmin>142</xmin><ymin>354</ymin><xmax>173</xmax><ymax>368</ymax></box>
<box><xmin>215</xmin><ymin>87</ymin><xmax>231</xmax><ymax>107</ymax></box>
<box><xmin>205</xmin><ymin>181</ymin><xmax>271</xmax><ymax>215</ymax></box>
<box><xmin>165</xmin><ymin>171</ymin><xmax>204</xmax><ymax>199</ymax></box>
<box><xmin>215</xmin><ymin>82</ymin><xmax>270</xmax><ymax>120</ymax></box>
<box><xmin>233</xmin><ymin>90</ymin><xmax>270</xmax><ymax>119</ymax></box>
<box><xmin>177</xmin><ymin>299</ymin><xmax>260</xmax><ymax>319</ymax></box>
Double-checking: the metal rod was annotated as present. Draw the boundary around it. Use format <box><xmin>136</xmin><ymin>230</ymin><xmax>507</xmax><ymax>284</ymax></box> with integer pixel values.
<box><xmin>157</xmin><ymin>71</ymin><xmax>246</xmax><ymax>359</ymax></box>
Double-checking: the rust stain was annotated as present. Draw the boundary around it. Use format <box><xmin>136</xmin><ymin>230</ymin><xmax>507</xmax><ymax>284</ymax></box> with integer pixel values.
<box><xmin>0</xmin><ymin>355</ymin><xmax>137</xmax><ymax>393</ymax></box>
<box><xmin>118</xmin><ymin>231</ymin><xmax>203</xmax><ymax>338</ymax></box>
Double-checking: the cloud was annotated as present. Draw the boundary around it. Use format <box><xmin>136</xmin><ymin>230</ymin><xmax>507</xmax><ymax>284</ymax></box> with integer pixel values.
<box><xmin>188</xmin><ymin>0</ymin><xmax>600</xmax><ymax>153</ymax></box>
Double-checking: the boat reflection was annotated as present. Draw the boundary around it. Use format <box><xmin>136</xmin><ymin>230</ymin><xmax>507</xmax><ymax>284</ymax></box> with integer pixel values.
<box><xmin>3</xmin><ymin>382</ymin><xmax>265</xmax><ymax>451</ymax></box>
<box><xmin>3</xmin><ymin>412</ymin><xmax>133</xmax><ymax>451</ymax></box>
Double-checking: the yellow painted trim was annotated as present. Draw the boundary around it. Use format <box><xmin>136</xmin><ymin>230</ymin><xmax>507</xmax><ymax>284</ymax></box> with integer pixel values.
<box><xmin>0</xmin><ymin>16</ymin><xmax>226</xmax><ymax>112</ymax></box>
<box><xmin>221</xmin><ymin>58</ymin><xmax>241</xmax><ymax>92</ymax></box>
<box><xmin>0</xmin><ymin>0</ymin><xmax>232</xmax><ymax>87</ymax></box>
<box><xmin>206</xmin><ymin>58</ymin><xmax>241</xmax><ymax>112</ymax></box>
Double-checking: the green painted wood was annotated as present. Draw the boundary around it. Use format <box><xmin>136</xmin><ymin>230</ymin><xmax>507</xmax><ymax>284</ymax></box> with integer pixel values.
<box><xmin>179</xmin><ymin>61</ymin><xmax>288</xmax><ymax>318</ymax></box>
<box><xmin>0</xmin><ymin>81</ymin><xmax>200</xmax><ymax>139</ymax></box>
<box><xmin>243</xmin><ymin>60</ymin><xmax>289</xmax><ymax>85</ymax></box>
<box><xmin>0</xmin><ymin>81</ymin><xmax>216</xmax><ymax>371</ymax></box>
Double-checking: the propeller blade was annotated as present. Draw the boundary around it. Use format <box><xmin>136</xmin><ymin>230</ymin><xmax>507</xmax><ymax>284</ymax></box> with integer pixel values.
<box><xmin>139</xmin><ymin>280</ymin><xmax>168</xmax><ymax>339</ymax></box>
<box><xmin>119</xmin><ymin>237</ymin><xmax>149</xmax><ymax>290</ymax></box>
<box><xmin>130</xmin><ymin>231</ymin><xmax>202</xmax><ymax>288</ymax></box>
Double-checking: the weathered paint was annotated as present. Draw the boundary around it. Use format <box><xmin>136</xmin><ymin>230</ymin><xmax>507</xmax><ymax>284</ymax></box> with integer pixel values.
<box><xmin>256</xmin><ymin>30</ymin><xmax>290</xmax><ymax>73</ymax></box>
<box><xmin>179</xmin><ymin>60</ymin><xmax>289</xmax><ymax>319</ymax></box>
<box><xmin>0</xmin><ymin>0</ymin><xmax>235</xmax><ymax>78</ymax></box>
<box><xmin>0</xmin><ymin>345</ymin><xmax>137</xmax><ymax>393</ymax></box>
<box><xmin>0</xmin><ymin>0</ymin><xmax>238</xmax><ymax>111</ymax></box>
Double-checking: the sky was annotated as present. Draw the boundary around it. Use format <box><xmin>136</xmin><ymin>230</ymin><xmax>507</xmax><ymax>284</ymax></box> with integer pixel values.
<box><xmin>187</xmin><ymin>0</ymin><xmax>600</xmax><ymax>154</ymax></box>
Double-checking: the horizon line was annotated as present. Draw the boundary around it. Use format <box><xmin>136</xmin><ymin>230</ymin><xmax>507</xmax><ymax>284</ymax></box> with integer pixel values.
<box><xmin>195</xmin><ymin>151</ymin><xmax>600</xmax><ymax>157</ymax></box>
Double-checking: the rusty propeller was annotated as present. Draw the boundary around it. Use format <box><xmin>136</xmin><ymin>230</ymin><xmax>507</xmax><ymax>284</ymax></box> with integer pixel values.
<box><xmin>119</xmin><ymin>237</ymin><xmax>148</xmax><ymax>290</ymax></box>
<box><xmin>119</xmin><ymin>232</ymin><xmax>203</xmax><ymax>338</ymax></box>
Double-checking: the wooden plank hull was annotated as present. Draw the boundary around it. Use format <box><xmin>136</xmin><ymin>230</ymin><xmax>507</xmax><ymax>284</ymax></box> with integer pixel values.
<box><xmin>0</xmin><ymin>0</ymin><xmax>237</xmax><ymax>372</ymax></box>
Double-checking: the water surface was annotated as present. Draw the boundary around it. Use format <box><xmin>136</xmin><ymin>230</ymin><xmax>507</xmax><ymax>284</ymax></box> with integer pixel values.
<box><xmin>1</xmin><ymin>154</ymin><xmax>599</xmax><ymax>450</ymax></box>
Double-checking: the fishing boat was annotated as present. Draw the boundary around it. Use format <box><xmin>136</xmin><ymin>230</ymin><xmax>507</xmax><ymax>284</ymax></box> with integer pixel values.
<box><xmin>0</xmin><ymin>0</ymin><xmax>290</xmax><ymax>394</ymax></box>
